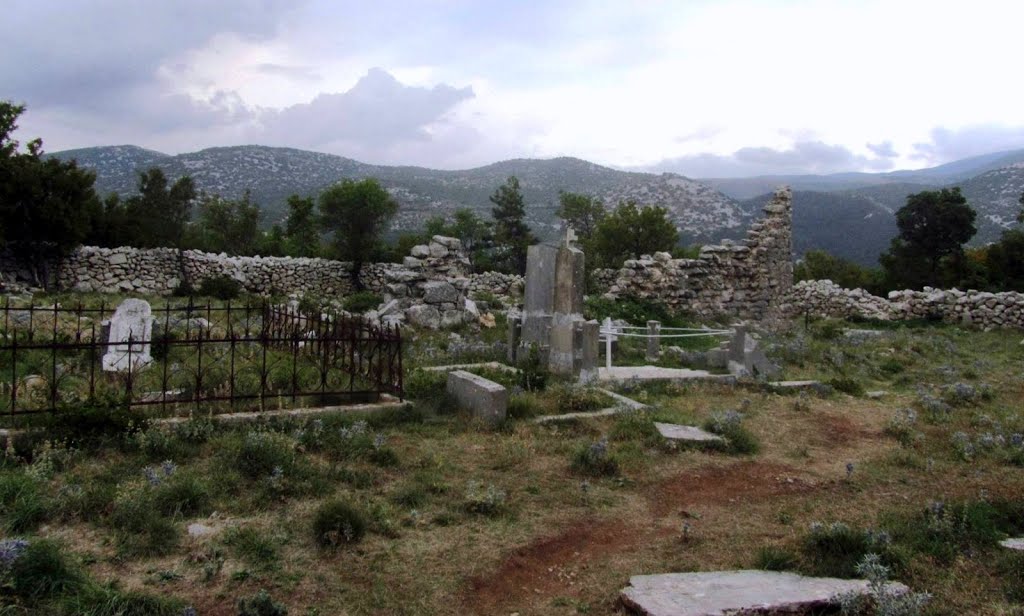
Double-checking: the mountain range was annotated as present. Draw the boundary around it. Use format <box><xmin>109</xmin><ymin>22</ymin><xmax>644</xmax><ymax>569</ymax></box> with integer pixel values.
<box><xmin>52</xmin><ymin>145</ymin><xmax>1024</xmax><ymax>266</ymax></box>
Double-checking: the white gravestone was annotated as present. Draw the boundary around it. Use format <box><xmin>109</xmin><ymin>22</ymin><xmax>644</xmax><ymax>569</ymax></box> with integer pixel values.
<box><xmin>102</xmin><ymin>299</ymin><xmax>155</xmax><ymax>372</ymax></box>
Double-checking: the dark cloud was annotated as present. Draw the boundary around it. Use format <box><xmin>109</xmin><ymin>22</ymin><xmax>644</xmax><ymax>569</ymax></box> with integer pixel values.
<box><xmin>649</xmin><ymin>140</ymin><xmax>896</xmax><ymax>178</ymax></box>
<box><xmin>2</xmin><ymin>0</ymin><xmax>297</xmax><ymax>110</ymax></box>
<box><xmin>912</xmin><ymin>125</ymin><xmax>1024</xmax><ymax>164</ymax></box>
<box><xmin>255</xmin><ymin>68</ymin><xmax>474</xmax><ymax>149</ymax></box>
<box><xmin>866</xmin><ymin>141</ymin><xmax>898</xmax><ymax>158</ymax></box>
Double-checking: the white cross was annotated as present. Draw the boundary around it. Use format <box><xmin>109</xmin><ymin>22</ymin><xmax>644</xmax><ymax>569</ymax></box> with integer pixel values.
<box><xmin>564</xmin><ymin>226</ymin><xmax>578</xmax><ymax>247</ymax></box>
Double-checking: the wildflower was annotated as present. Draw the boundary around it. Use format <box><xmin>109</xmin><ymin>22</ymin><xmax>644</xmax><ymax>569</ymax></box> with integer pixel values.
<box><xmin>845</xmin><ymin>462</ymin><xmax>855</xmax><ymax>479</ymax></box>
<box><xmin>373</xmin><ymin>433</ymin><xmax>386</xmax><ymax>451</ymax></box>
<box><xmin>0</xmin><ymin>538</ymin><xmax>29</xmax><ymax>568</ymax></box>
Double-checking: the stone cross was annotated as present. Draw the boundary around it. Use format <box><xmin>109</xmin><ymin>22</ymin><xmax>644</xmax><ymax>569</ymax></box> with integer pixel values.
<box><xmin>563</xmin><ymin>226</ymin><xmax>578</xmax><ymax>248</ymax></box>
<box><xmin>102</xmin><ymin>298</ymin><xmax>155</xmax><ymax>372</ymax></box>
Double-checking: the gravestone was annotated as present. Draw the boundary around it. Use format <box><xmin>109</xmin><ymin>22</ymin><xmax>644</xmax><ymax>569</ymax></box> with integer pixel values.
<box><xmin>513</xmin><ymin>227</ymin><xmax>596</xmax><ymax>377</ymax></box>
<box><xmin>102</xmin><ymin>298</ymin><xmax>154</xmax><ymax>372</ymax></box>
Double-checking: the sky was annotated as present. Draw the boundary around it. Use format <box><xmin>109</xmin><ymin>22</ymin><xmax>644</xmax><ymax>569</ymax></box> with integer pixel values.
<box><xmin>5</xmin><ymin>0</ymin><xmax>1024</xmax><ymax>177</ymax></box>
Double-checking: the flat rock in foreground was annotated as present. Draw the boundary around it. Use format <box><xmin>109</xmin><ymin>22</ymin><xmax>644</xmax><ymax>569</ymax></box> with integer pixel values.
<box><xmin>1000</xmin><ymin>537</ymin><xmax>1024</xmax><ymax>551</ymax></box>
<box><xmin>620</xmin><ymin>570</ymin><xmax>906</xmax><ymax>616</ymax></box>
<box><xmin>654</xmin><ymin>422</ymin><xmax>724</xmax><ymax>444</ymax></box>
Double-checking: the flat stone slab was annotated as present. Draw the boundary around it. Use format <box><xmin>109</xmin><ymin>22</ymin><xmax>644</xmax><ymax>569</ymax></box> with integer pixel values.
<box><xmin>599</xmin><ymin>366</ymin><xmax>734</xmax><ymax>383</ymax></box>
<box><xmin>1000</xmin><ymin>537</ymin><xmax>1024</xmax><ymax>551</ymax></box>
<box><xmin>422</xmin><ymin>361</ymin><xmax>520</xmax><ymax>374</ymax></box>
<box><xmin>655</xmin><ymin>422</ymin><xmax>725</xmax><ymax>444</ymax></box>
<box><xmin>533</xmin><ymin>388</ymin><xmax>646</xmax><ymax>424</ymax></box>
<box><xmin>768</xmin><ymin>380</ymin><xmax>822</xmax><ymax>389</ymax></box>
<box><xmin>620</xmin><ymin>570</ymin><xmax>906</xmax><ymax>616</ymax></box>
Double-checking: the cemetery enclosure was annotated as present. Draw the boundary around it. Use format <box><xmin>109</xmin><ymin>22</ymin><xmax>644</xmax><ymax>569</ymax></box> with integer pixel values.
<box><xmin>0</xmin><ymin>299</ymin><xmax>403</xmax><ymax>417</ymax></box>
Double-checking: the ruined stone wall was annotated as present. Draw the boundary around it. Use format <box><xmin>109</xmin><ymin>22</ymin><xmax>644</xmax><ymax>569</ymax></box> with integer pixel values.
<box><xmin>780</xmin><ymin>279</ymin><xmax>1024</xmax><ymax>329</ymax></box>
<box><xmin>600</xmin><ymin>186</ymin><xmax>794</xmax><ymax>319</ymax></box>
<box><xmin>0</xmin><ymin>235</ymin><xmax>518</xmax><ymax>301</ymax></box>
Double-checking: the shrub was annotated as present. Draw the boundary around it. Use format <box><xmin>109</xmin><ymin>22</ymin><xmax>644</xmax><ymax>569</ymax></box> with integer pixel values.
<box><xmin>810</xmin><ymin>319</ymin><xmax>845</xmax><ymax>341</ymax></box>
<box><xmin>801</xmin><ymin>522</ymin><xmax>894</xmax><ymax>578</ymax></box>
<box><xmin>108</xmin><ymin>489</ymin><xmax>179</xmax><ymax>557</ymax></box>
<box><xmin>550</xmin><ymin>383</ymin><xmax>607</xmax><ymax>414</ymax></box>
<box><xmin>463</xmin><ymin>481</ymin><xmax>508</xmax><ymax>516</ymax></box>
<box><xmin>232</xmin><ymin>431</ymin><xmax>295</xmax><ymax>479</ymax></box>
<box><xmin>3</xmin><ymin>539</ymin><xmax>83</xmax><ymax>603</ymax></box>
<box><xmin>584</xmin><ymin>296</ymin><xmax>688</xmax><ymax>329</ymax></box>
<box><xmin>884</xmin><ymin>499</ymin><xmax>1024</xmax><ymax>564</ymax></box>
<box><xmin>884</xmin><ymin>408</ymin><xmax>919</xmax><ymax>447</ymax></box>
<box><xmin>403</xmin><ymin>369</ymin><xmax>450</xmax><ymax>412</ymax></box>
<box><xmin>224</xmin><ymin>526</ymin><xmax>279</xmax><ymax>568</ymax></box>
<box><xmin>570</xmin><ymin>438</ymin><xmax>619</xmax><ymax>477</ymax></box>
<box><xmin>198</xmin><ymin>275</ymin><xmax>243</xmax><ymax>300</ymax></box>
<box><xmin>237</xmin><ymin>589</ymin><xmax>288</xmax><ymax>616</ymax></box>
<box><xmin>836</xmin><ymin>554</ymin><xmax>931</xmax><ymax>616</ymax></box>
<box><xmin>703</xmin><ymin>410</ymin><xmax>760</xmax><ymax>455</ymax></box>
<box><xmin>609</xmin><ymin>411</ymin><xmax>660</xmax><ymax>448</ymax></box>
<box><xmin>507</xmin><ymin>394</ymin><xmax>542</xmax><ymax>419</ymax></box>
<box><xmin>312</xmin><ymin>500</ymin><xmax>367</xmax><ymax>547</ymax></box>
<box><xmin>828</xmin><ymin>377</ymin><xmax>864</xmax><ymax>397</ymax></box>
<box><xmin>43</xmin><ymin>395</ymin><xmax>137</xmax><ymax>448</ymax></box>
<box><xmin>755</xmin><ymin>546</ymin><xmax>798</xmax><ymax>571</ymax></box>
<box><xmin>152</xmin><ymin>471</ymin><xmax>210</xmax><ymax>518</ymax></box>
<box><xmin>518</xmin><ymin>344</ymin><xmax>548</xmax><ymax>392</ymax></box>
<box><xmin>342</xmin><ymin>291</ymin><xmax>382</xmax><ymax>314</ymax></box>
<box><xmin>0</xmin><ymin>471</ymin><xmax>46</xmax><ymax>533</ymax></box>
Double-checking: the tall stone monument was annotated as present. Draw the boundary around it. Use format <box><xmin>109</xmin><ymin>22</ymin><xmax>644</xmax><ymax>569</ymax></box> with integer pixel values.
<box><xmin>510</xmin><ymin>228</ymin><xmax>598</xmax><ymax>378</ymax></box>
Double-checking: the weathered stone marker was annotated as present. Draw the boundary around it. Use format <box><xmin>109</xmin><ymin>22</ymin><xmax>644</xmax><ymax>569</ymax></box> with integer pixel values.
<box><xmin>102</xmin><ymin>298</ymin><xmax>154</xmax><ymax>372</ymax></box>
<box><xmin>446</xmin><ymin>370</ymin><xmax>508</xmax><ymax>426</ymax></box>
<box><xmin>646</xmin><ymin>320</ymin><xmax>661</xmax><ymax>361</ymax></box>
<box><xmin>513</xmin><ymin>226</ymin><xmax>594</xmax><ymax>377</ymax></box>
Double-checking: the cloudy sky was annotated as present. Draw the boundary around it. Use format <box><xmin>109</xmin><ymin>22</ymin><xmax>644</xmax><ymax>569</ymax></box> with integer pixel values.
<box><xmin>5</xmin><ymin>0</ymin><xmax>1024</xmax><ymax>177</ymax></box>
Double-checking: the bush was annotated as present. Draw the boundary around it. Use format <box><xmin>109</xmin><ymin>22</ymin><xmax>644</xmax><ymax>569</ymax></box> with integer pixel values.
<box><xmin>518</xmin><ymin>344</ymin><xmax>548</xmax><ymax>392</ymax></box>
<box><xmin>3</xmin><ymin>539</ymin><xmax>83</xmax><ymax>603</ymax></box>
<box><xmin>884</xmin><ymin>499</ymin><xmax>1024</xmax><ymax>564</ymax></box>
<box><xmin>703</xmin><ymin>411</ymin><xmax>760</xmax><ymax>455</ymax></box>
<box><xmin>224</xmin><ymin>526</ymin><xmax>279</xmax><ymax>568</ymax></box>
<box><xmin>0</xmin><ymin>471</ymin><xmax>46</xmax><ymax>533</ymax></box>
<box><xmin>237</xmin><ymin>589</ymin><xmax>288</xmax><ymax>616</ymax></box>
<box><xmin>152</xmin><ymin>472</ymin><xmax>210</xmax><ymax>518</ymax></box>
<box><xmin>231</xmin><ymin>430</ymin><xmax>296</xmax><ymax>479</ymax></box>
<box><xmin>403</xmin><ymin>369</ymin><xmax>450</xmax><ymax>413</ymax></box>
<box><xmin>312</xmin><ymin>500</ymin><xmax>367</xmax><ymax>547</ymax></box>
<box><xmin>609</xmin><ymin>411</ymin><xmax>661</xmax><ymax>448</ymax></box>
<box><xmin>108</xmin><ymin>489</ymin><xmax>179</xmax><ymax>557</ymax></box>
<box><xmin>828</xmin><ymin>377</ymin><xmax>864</xmax><ymax>397</ymax></box>
<box><xmin>463</xmin><ymin>481</ymin><xmax>507</xmax><ymax>516</ymax></box>
<box><xmin>836</xmin><ymin>554</ymin><xmax>931</xmax><ymax>616</ymax></box>
<box><xmin>507</xmin><ymin>394</ymin><xmax>542</xmax><ymax>419</ymax></box>
<box><xmin>43</xmin><ymin>395</ymin><xmax>137</xmax><ymax>448</ymax></box>
<box><xmin>570</xmin><ymin>438</ymin><xmax>619</xmax><ymax>476</ymax></box>
<box><xmin>342</xmin><ymin>291</ymin><xmax>382</xmax><ymax>314</ymax></box>
<box><xmin>197</xmin><ymin>275</ymin><xmax>242</xmax><ymax>300</ymax></box>
<box><xmin>755</xmin><ymin>546</ymin><xmax>798</xmax><ymax>571</ymax></box>
<box><xmin>584</xmin><ymin>295</ymin><xmax>689</xmax><ymax>328</ymax></box>
<box><xmin>550</xmin><ymin>383</ymin><xmax>607</xmax><ymax>414</ymax></box>
<box><xmin>801</xmin><ymin>522</ymin><xmax>894</xmax><ymax>578</ymax></box>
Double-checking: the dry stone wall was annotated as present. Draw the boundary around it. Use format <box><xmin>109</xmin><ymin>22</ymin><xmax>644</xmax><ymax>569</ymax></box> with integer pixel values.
<box><xmin>781</xmin><ymin>279</ymin><xmax>1024</xmax><ymax>329</ymax></box>
<box><xmin>599</xmin><ymin>186</ymin><xmax>794</xmax><ymax>319</ymax></box>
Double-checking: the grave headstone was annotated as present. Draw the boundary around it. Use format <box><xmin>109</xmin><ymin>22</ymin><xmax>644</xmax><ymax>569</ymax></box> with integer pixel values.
<box><xmin>101</xmin><ymin>298</ymin><xmax>154</xmax><ymax>372</ymax></box>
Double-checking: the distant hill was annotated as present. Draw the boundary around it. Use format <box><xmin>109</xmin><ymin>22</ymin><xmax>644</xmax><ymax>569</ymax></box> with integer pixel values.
<box><xmin>51</xmin><ymin>145</ymin><xmax>748</xmax><ymax>243</ymax></box>
<box><xmin>741</xmin><ymin>191</ymin><xmax>898</xmax><ymax>266</ymax></box>
<box><xmin>703</xmin><ymin>148</ymin><xmax>1024</xmax><ymax>200</ymax></box>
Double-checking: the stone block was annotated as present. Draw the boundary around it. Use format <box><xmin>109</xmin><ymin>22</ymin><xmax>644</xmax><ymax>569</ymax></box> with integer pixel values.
<box><xmin>422</xmin><ymin>281</ymin><xmax>460</xmax><ymax>304</ymax></box>
<box><xmin>446</xmin><ymin>370</ymin><xmax>508</xmax><ymax>425</ymax></box>
<box><xmin>578</xmin><ymin>320</ymin><xmax>600</xmax><ymax>384</ymax></box>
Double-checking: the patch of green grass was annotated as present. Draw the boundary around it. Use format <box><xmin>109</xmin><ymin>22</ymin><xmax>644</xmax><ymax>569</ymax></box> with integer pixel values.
<box><xmin>570</xmin><ymin>439</ymin><xmax>619</xmax><ymax>477</ymax></box>
<box><xmin>0</xmin><ymin>470</ymin><xmax>47</xmax><ymax>533</ymax></box>
<box><xmin>755</xmin><ymin>546</ymin><xmax>799</xmax><ymax>571</ymax></box>
<box><xmin>152</xmin><ymin>471</ymin><xmax>211</xmax><ymax>518</ymax></box>
<box><xmin>224</xmin><ymin>525</ymin><xmax>280</xmax><ymax>569</ymax></box>
<box><xmin>107</xmin><ymin>489</ymin><xmax>179</xmax><ymax>558</ymax></box>
<box><xmin>881</xmin><ymin>499</ymin><xmax>1024</xmax><ymax>564</ymax></box>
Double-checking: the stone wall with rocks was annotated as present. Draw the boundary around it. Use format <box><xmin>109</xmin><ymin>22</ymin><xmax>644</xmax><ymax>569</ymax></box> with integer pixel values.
<box><xmin>780</xmin><ymin>279</ymin><xmax>1024</xmax><ymax>329</ymax></box>
<box><xmin>0</xmin><ymin>235</ymin><xmax>525</xmax><ymax>330</ymax></box>
<box><xmin>600</xmin><ymin>186</ymin><xmax>794</xmax><ymax>319</ymax></box>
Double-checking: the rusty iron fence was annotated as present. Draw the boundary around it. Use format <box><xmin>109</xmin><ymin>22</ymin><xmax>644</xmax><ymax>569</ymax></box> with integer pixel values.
<box><xmin>0</xmin><ymin>299</ymin><xmax>403</xmax><ymax>417</ymax></box>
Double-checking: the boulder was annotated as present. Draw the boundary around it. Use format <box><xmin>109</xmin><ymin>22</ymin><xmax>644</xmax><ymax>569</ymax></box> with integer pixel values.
<box><xmin>406</xmin><ymin>305</ymin><xmax>441</xmax><ymax>330</ymax></box>
<box><xmin>422</xmin><ymin>281</ymin><xmax>460</xmax><ymax>304</ymax></box>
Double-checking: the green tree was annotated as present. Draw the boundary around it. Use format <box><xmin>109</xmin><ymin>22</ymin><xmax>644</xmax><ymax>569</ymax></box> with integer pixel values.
<box><xmin>489</xmin><ymin>176</ymin><xmax>535</xmax><ymax>274</ymax></box>
<box><xmin>122</xmin><ymin>168</ymin><xmax>196</xmax><ymax>249</ymax></box>
<box><xmin>879</xmin><ymin>187</ymin><xmax>977</xmax><ymax>289</ymax></box>
<box><xmin>424</xmin><ymin>215</ymin><xmax>449</xmax><ymax>237</ymax></box>
<box><xmin>195</xmin><ymin>190</ymin><xmax>262</xmax><ymax>255</ymax></box>
<box><xmin>0</xmin><ymin>101</ymin><xmax>100</xmax><ymax>287</ymax></box>
<box><xmin>794</xmin><ymin>249</ymin><xmax>884</xmax><ymax>294</ymax></box>
<box><xmin>319</xmin><ymin>178</ymin><xmax>398</xmax><ymax>289</ymax></box>
<box><xmin>591</xmin><ymin>201</ymin><xmax>679</xmax><ymax>268</ymax></box>
<box><xmin>284</xmin><ymin>194</ymin><xmax>320</xmax><ymax>257</ymax></box>
<box><xmin>980</xmin><ymin>229</ymin><xmax>1024</xmax><ymax>291</ymax></box>
<box><xmin>557</xmin><ymin>191</ymin><xmax>605</xmax><ymax>237</ymax></box>
<box><xmin>1017</xmin><ymin>190</ymin><xmax>1023</xmax><ymax>224</ymax></box>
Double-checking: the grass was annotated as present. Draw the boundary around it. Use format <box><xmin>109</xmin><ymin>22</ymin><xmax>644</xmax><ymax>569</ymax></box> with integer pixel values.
<box><xmin>2</xmin><ymin>312</ymin><xmax>1024</xmax><ymax>614</ymax></box>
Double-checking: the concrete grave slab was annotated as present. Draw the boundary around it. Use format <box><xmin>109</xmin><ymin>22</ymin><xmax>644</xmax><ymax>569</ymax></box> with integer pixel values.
<box><xmin>620</xmin><ymin>570</ymin><xmax>907</xmax><ymax>616</ymax></box>
<box><xmin>1000</xmin><ymin>537</ymin><xmax>1024</xmax><ymax>551</ymax></box>
<box><xmin>654</xmin><ymin>422</ymin><xmax>725</xmax><ymax>444</ymax></box>
<box><xmin>446</xmin><ymin>370</ymin><xmax>508</xmax><ymax>426</ymax></box>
